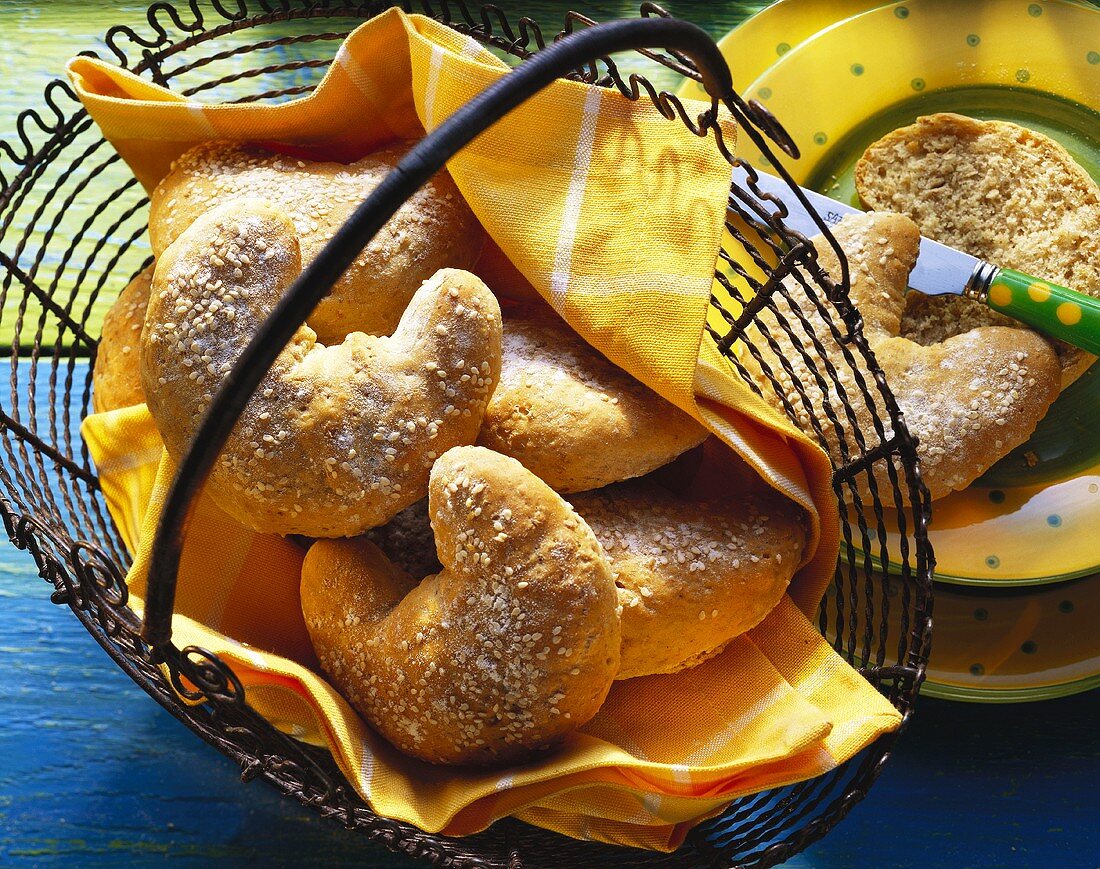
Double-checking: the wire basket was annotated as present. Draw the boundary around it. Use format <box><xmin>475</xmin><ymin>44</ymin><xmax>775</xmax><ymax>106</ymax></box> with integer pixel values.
<box><xmin>0</xmin><ymin>2</ymin><xmax>933</xmax><ymax>866</ymax></box>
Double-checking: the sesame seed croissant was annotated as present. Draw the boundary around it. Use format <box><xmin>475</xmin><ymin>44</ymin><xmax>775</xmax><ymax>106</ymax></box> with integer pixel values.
<box><xmin>301</xmin><ymin>446</ymin><xmax>620</xmax><ymax>766</ymax></box>
<box><xmin>140</xmin><ymin>198</ymin><xmax>502</xmax><ymax>537</ymax></box>
<box><xmin>746</xmin><ymin>211</ymin><xmax>1061</xmax><ymax>501</ymax></box>
<box><xmin>149</xmin><ymin>141</ymin><xmax>485</xmax><ymax>343</ymax></box>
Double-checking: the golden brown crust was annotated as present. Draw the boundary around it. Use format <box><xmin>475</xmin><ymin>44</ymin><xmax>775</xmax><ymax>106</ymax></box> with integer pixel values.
<box><xmin>141</xmin><ymin>199</ymin><xmax>502</xmax><ymax>537</ymax></box>
<box><xmin>478</xmin><ymin>307</ymin><xmax>708</xmax><ymax>492</ymax></box>
<box><xmin>93</xmin><ymin>265</ymin><xmax>152</xmax><ymax>412</ymax></box>
<box><xmin>856</xmin><ymin>113</ymin><xmax>1100</xmax><ymax>388</ymax></box>
<box><xmin>339</xmin><ymin>459</ymin><xmax>803</xmax><ymax>680</ymax></box>
<box><xmin>748</xmin><ymin>211</ymin><xmax>1061</xmax><ymax>501</ymax></box>
<box><xmin>301</xmin><ymin>446</ymin><xmax>620</xmax><ymax>766</ymax></box>
<box><xmin>149</xmin><ymin>141</ymin><xmax>485</xmax><ymax>342</ymax></box>
<box><xmin>569</xmin><ymin>478</ymin><xmax>806</xmax><ymax>680</ymax></box>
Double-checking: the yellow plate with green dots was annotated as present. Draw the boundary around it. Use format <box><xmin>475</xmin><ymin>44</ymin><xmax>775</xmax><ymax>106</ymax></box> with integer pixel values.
<box><xmin>716</xmin><ymin>0</ymin><xmax>1100</xmax><ymax>587</ymax></box>
<box><xmin>824</xmin><ymin>570</ymin><xmax>1100</xmax><ymax>702</ymax></box>
<box><xmin>676</xmin><ymin>0</ymin><xmax>884</xmax><ymax>100</ymax></box>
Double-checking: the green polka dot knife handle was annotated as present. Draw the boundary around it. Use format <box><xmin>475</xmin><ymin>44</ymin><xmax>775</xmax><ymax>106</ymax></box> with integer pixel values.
<box><xmin>982</xmin><ymin>267</ymin><xmax>1100</xmax><ymax>356</ymax></box>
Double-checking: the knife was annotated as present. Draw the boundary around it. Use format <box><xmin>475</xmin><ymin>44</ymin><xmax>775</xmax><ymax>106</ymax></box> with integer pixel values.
<box><xmin>735</xmin><ymin>167</ymin><xmax>1100</xmax><ymax>356</ymax></box>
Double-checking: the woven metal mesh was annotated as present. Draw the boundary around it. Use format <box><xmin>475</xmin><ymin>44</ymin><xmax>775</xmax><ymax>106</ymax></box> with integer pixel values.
<box><xmin>0</xmin><ymin>2</ymin><xmax>933</xmax><ymax>866</ymax></box>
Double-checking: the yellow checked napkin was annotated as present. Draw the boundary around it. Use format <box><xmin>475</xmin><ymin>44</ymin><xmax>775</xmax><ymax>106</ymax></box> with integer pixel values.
<box><xmin>70</xmin><ymin>8</ymin><xmax>901</xmax><ymax>850</ymax></box>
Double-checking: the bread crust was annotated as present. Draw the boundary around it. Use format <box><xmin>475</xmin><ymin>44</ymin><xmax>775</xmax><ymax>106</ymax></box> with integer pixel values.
<box><xmin>301</xmin><ymin>446</ymin><xmax>620</xmax><ymax>766</ymax></box>
<box><xmin>570</xmin><ymin>478</ymin><xmax>806</xmax><ymax>680</ymax></box>
<box><xmin>347</xmin><ymin>468</ymin><xmax>806</xmax><ymax>680</ymax></box>
<box><xmin>479</xmin><ymin>307</ymin><xmax>707</xmax><ymax>492</ymax></box>
<box><xmin>856</xmin><ymin>112</ymin><xmax>1100</xmax><ymax>388</ymax></box>
<box><xmin>93</xmin><ymin>265</ymin><xmax>152</xmax><ymax>412</ymax></box>
<box><xmin>149</xmin><ymin>141</ymin><xmax>485</xmax><ymax>342</ymax></box>
<box><xmin>748</xmin><ymin>211</ymin><xmax>1061</xmax><ymax>501</ymax></box>
<box><xmin>141</xmin><ymin>199</ymin><xmax>502</xmax><ymax>537</ymax></box>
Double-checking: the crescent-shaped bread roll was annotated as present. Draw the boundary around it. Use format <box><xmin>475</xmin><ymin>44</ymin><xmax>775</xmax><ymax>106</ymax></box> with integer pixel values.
<box><xmin>479</xmin><ymin>307</ymin><xmax>708</xmax><ymax>492</ymax></box>
<box><xmin>301</xmin><ymin>446</ymin><xmax>620</xmax><ymax>766</ymax></box>
<box><xmin>856</xmin><ymin>113</ymin><xmax>1100</xmax><ymax>389</ymax></box>
<box><xmin>149</xmin><ymin>141</ymin><xmax>485</xmax><ymax>342</ymax></box>
<box><xmin>141</xmin><ymin>199</ymin><xmax>502</xmax><ymax>536</ymax></box>
<box><xmin>748</xmin><ymin>211</ymin><xmax>1061</xmax><ymax>501</ymax></box>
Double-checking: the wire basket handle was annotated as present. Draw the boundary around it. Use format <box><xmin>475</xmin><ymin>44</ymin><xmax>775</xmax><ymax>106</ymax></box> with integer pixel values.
<box><xmin>141</xmin><ymin>15</ymin><xmax>734</xmax><ymax>652</ymax></box>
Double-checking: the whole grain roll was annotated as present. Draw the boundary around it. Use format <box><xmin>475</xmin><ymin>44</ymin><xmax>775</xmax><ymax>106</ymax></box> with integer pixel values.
<box><xmin>856</xmin><ymin>112</ymin><xmax>1100</xmax><ymax>388</ymax></box>
<box><xmin>479</xmin><ymin>306</ymin><xmax>708</xmax><ymax>492</ymax></box>
<box><xmin>141</xmin><ymin>199</ymin><xmax>501</xmax><ymax>537</ymax></box>
<box><xmin>746</xmin><ymin>211</ymin><xmax>1061</xmax><ymax>501</ymax></box>
<box><xmin>301</xmin><ymin>446</ymin><xmax>620</xmax><ymax>766</ymax></box>
<box><xmin>570</xmin><ymin>478</ymin><xmax>806</xmax><ymax>680</ymax></box>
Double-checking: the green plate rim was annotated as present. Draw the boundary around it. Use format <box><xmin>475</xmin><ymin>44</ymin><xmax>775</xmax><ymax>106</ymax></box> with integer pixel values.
<box><xmin>845</xmin><ymin>544</ymin><xmax>1100</xmax><ymax>588</ymax></box>
<box><xmin>922</xmin><ymin>673</ymin><xmax>1100</xmax><ymax>703</ymax></box>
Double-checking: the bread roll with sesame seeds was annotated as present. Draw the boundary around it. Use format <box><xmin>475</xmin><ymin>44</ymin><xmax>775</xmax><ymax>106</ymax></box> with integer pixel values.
<box><xmin>569</xmin><ymin>478</ymin><xmax>806</xmax><ymax>680</ymax></box>
<box><xmin>141</xmin><ymin>199</ymin><xmax>502</xmax><ymax>537</ymax></box>
<box><xmin>479</xmin><ymin>306</ymin><xmax>708</xmax><ymax>492</ymax></box>
<box><xmin>93</xmin><ymin>265</ymin><xmax>152</xmax><ymax>412</ymax></box>
<box><xmin>856</xmin><ymin>113</ymin><xmax>1100</xmax><ymax>388</ymax></box>
<box><xmin>746</xmin><ymin>211</ymin><xmax>1060</xmax><ymax>501</ymax></box>
<box><xmin>358</xmin><ymin>471</ymin><xmax>807</xmax><ymax>681</ymax></box>
<box><xmin>149</xmin><ymin>141</ymin><xmax>485</xmax><ymax>343</ymax></box>
<box><xmin>301</xmin><ymin>445</ymin><xmax>620</xmax><ymax>767</ymax></box>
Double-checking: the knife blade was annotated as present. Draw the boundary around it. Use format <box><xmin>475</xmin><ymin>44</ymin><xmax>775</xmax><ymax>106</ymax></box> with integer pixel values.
<box><xmin>732</xmin><ymin>166</ymin><xmax>1100</xmax><ymax>356</ymax></box>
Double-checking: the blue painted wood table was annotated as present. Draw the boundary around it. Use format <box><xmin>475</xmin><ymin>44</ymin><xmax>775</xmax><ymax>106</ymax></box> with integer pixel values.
<box><xmin>3</xmin><ymin>536</ymin><xmax>1098</xmax><ymax>866</ymax></box>
<box><xmin>2</xmin><ymin>1</ymin><xmax>1099</xmax><ymax>866</ymax></box>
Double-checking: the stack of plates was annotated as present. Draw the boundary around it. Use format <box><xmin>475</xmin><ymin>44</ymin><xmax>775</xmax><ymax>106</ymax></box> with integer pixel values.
<box><xmin>682</xmin><ymin>0</ymin><xmax>1100</xmax><ymax>702</ymax></box>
